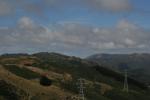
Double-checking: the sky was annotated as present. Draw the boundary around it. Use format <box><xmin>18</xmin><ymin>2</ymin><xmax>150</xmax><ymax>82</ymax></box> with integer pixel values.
<box><xmin>0</xmin><ymin>0</ymin><xmax>150</xmax><ymax>57</ymax></box>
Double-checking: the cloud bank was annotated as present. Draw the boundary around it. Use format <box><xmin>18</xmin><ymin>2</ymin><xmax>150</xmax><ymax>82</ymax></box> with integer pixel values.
<box><xmin>0</xmin><ymin>17</ymin><xmax>150</xmax><ymax>56</ymax></box>
<box><xmin>0</xmin><ymin>0</ymin><xmax>133</xmax><ymax>16</ymax></box>
<box><xmin>85</xmin><ymin>0</ymin><xmax>132</xmax><ymax>12</ymax></box>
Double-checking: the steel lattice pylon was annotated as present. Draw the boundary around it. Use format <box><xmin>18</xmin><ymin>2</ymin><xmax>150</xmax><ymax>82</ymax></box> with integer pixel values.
<box><xmin>123</xmin><ymin>69</ymin><xmax>129</xmax><ymax>92</ymax></box>
<box><xmin>77</xmin><ymin>78</ymin><xmax>86</xmax><ymax>100</ymax></box>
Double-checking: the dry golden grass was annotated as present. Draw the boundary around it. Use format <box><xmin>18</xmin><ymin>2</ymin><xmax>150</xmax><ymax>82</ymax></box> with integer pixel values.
<box><xmin>0</xmin><ymin>65</ymin><xmax>73</xmax><ymax>100</ymax></box>
<box><xmin>25</xmin><ymin>66</ymin><xmax>64</xmax><ymax>80</ymax></box>
<box><xmin>99</xmin><ymin>83</ymin><xmax>113</xmax><ymax>95</ymax></box>
<box><xmin>84</xmin><ymin>79</ymin><xmax>112</xmax><ymax>95</ymax></box>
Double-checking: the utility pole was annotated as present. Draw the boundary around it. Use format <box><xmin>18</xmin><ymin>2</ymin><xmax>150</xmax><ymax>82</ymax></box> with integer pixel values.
<box><xmin>123</xmin><ymin>69</ymin><xmax>129</xmax><ymax>92</ymax></box>
<box><xmin>77</xmin><ymin>78</ymin><xmax>86</xmax><ymax>100</ymax></box>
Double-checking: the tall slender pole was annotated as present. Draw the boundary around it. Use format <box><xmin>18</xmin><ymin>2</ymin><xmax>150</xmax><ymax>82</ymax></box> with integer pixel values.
<box><xmin>123</xmin><ymin>69</ymin><xmax>129</xmax><ymax>92</ymax></box>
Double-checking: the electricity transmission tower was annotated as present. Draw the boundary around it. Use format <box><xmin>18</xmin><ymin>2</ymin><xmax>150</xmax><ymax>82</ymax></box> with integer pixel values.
<box><xmin>77</xmin><ymin>78</ymin><xmax>86</xmax><ymax>100</ymax></box>
<box><xmin>123</xmin><ymin>69</ymin><xmax>129</xmax><ymax>92</ymax></box>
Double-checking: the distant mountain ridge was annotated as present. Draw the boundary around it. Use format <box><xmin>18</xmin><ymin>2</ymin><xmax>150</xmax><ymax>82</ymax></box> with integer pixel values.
<box><xmin>86</xmin><ymin>53</ymin><xmax>150</xmax><ymax>84</ymax></box>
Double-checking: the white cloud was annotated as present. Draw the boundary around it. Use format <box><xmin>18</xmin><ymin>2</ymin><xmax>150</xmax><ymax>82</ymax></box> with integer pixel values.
<box><xmin>85</xmin><ymin>0</ymin><xmax>132</xmax><ymax>12</ymax></box>
<box><xmin>0</xmin><ymin>0</ymin><xmax>15</xmax><ymax>16</ymax></box>
<box><xmin>18</xmin><ymin>16</ymin><xmax>35</xmax><ymax>29</ymax></box>
<box><xmin>0</xmin><ymin>0</ymin><xmax>133</xmax><ymax>17</ymax></box>
<box><xmin>124</xmin><ymin>38</ymin><xmax>136</xmax><ymax>46</ymax></box>
<box><xmin>44</xmin><ymin>0</ymin><xmax>132</xmax><ymax>12</ymax></box>
<box><xmin>117</xmin><ymin>19</ymin><xmax>138</xmax><ymax>30</ymax></box>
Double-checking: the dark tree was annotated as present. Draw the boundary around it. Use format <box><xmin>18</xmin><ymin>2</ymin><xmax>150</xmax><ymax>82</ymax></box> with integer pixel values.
<box><xmin>40</xmin><ymin>76</ymin><xmax>52</xmax><ymax>86</ymax></box>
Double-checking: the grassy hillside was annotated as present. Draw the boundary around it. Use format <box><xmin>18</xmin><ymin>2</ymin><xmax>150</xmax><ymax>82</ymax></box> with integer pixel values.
<box><xmin>0</xmin><ymin>52</ymin><xmax>150</xmax><ymax>100</ymax></box>
<box><xmin>87</xmin><ymin>53</ymin><xmax>150</xmax><ymax>84</ymax></box>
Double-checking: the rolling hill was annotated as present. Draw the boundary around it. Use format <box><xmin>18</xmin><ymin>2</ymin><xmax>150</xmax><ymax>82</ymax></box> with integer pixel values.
<box><xmin>0</xmin><ymin>52</ymin><xmax>150</xmax><ymax>100</ymax></box>
<box><xmin>87</xmin><ymin>53</ymin><xmax>150</xmax><ymax>85</ymax></box>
